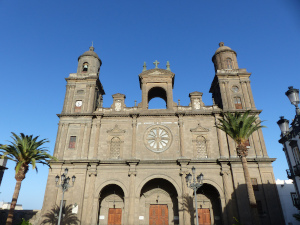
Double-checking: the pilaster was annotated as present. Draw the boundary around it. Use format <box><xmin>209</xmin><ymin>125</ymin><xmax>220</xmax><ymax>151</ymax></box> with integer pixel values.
<box><xmin>240</xmin><ymin>80</ymin><xmax>251</xmax><ymax>109</ymax></box>
<box><xmin>178</xmin><ymin>113</ymin><xmax>185</xmax><ymax>157</ymax></box>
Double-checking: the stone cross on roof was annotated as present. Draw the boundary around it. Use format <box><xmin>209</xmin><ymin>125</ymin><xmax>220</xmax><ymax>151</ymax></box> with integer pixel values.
<box><xmin>143</xmin><ymin>62</ymin><xmax>147</xmax><ymax>72</ymax></box>
<box><xmin>153</xmin><ymin>60</ymin><xmax>160</xmax><ymax>68</ymax></box>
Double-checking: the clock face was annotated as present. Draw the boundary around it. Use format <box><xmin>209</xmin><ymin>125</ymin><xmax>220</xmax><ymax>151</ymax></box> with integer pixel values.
<box><xmin>231</xmin><ymin>86</ymin><xmax>239</xmax><ymax>93</ymax></box>
<box><xmin>75</xmin><ymin>101</ymin><xmax>82</xmax><ymax>107</ymax></box>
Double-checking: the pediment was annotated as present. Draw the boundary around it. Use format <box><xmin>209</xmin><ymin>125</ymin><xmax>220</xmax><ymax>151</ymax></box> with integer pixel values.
<box><xmin>190</xmin><ymin>123</ymin><xmax>209</xmax><ymax>132</ymax></box>
<box><xmin>107</xmin><ymin>124</ymin><xmax>126</xmax><ymax>134</ymax></box>
<box><xmin>139</xmin><ymin>68</ymin><xmax>174</xmax><ymax>77</ymax></box>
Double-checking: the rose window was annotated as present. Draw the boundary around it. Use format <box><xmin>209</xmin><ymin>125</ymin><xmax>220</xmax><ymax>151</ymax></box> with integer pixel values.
<box><xmin>144</xmin><ymin>125</ymin><xmax>172</xmax><ymax>152</ymax></box>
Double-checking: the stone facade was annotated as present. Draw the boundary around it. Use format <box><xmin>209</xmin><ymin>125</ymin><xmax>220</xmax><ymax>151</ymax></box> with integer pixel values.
<box><xmin>40</xmin><ymin>43</ymin><xmax>284</xmax><ymax>225</ymax></box>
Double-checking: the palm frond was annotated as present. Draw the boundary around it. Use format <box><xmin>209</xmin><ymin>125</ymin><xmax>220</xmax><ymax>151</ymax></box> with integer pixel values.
<box><xmin>216</xmin><ymin>111</ymin><xmax>266</xmax><ymax>146</ymax></box>
<box><xmin>0</xmin><ymin>132</ymin><xmax>56</xmax><ymax>175</ymax></box>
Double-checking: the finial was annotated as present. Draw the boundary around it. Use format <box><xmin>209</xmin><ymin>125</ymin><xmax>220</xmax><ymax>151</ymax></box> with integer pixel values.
<box><xmin>143</xmin><ymin>62</ymin><xmax>147</xmax><ymax>72</ymax></box>
<box><xmin>134</xmin><ymin>100</ymin><xmax>137</xmax><ymax>107</ymax></box>
<box><xmin>89</xmin><ymin>46</ymin><xmax>95</xmax><ymax>51</ymax></box>
<box><xmin>219</xmin><ymin>42</ymin><xmax>224</xmax><ymax>47</ymax></box>
<box><xmin>153</xmin><ymin>60</ymin><xmax>160</xmax><ymax>68</ymax></box>
<box><xmin>178</xmin><ymin>99</ymin><xmax>181</xmax><ymax>106</ymax></box>
<box><xmin>166</xmin><ymin>61</ymin><xmax>171</xmax><ymax>71</ymax></box>
<box><xmin>92</xmin><ymin>41</ymin><xmax>94</xmax><ymax>47</ymax></box>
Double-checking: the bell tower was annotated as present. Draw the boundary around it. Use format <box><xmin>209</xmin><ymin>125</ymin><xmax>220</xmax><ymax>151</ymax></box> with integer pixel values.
<box><xmin>138</xmin><ymin>60</ymin><xmax>176</xmax><ymax>110</ymax></box>
<box><xmin>61</xmin><ymin>46</ymin><xmax>105</xmax><ymax>114</ymax></box>
<box><xmin>209</xmin><ymin>42</ymin><xmax>256</xmax><ymax>110</ymax></box>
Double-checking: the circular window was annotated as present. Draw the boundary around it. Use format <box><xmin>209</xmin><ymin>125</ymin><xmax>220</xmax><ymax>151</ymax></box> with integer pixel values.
<box><xmin>231</xmin><ymin>86</ymin><xmax>239</xmax><ymax>93</ymax></box>
<box><xmin>144</xmin><ymin>125</ymin><xmax>172</xmax><ymax>152</ymax></box>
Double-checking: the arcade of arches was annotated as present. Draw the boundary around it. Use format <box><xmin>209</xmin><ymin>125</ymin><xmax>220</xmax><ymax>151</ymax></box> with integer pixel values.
<box><xmin>96</xmin><ymin>178</ymin><xmax>222</xmax><ymax>225</ymax></box>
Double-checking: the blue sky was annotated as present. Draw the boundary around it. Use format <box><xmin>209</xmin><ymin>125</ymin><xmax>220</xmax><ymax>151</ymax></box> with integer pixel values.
<box><xmin>0</xmin><ymin>0</ymin><xmax>300</xmax><ymax>210</ymax></box>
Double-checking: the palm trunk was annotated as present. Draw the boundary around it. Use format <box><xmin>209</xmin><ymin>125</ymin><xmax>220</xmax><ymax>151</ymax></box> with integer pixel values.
<box><xmin>6</xmin><ymin>179</ymin><xmax>22</xmax><ymax>225</ymax></box>
<box><xmin>241</xmin><ymin>156</ymin><xmax>261</xmax><ymax>225</ymax></box>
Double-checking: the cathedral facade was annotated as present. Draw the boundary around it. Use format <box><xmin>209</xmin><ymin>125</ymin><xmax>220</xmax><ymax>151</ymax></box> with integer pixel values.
<box><xmin>40</xmin><ymin>43</ymin><xmax>284</xmax><ymax>225</ymax></box>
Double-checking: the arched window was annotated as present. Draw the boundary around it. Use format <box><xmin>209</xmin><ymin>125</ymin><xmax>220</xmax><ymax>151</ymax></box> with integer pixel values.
<box><xmin>196</xmin><ymin>136</ymin><xmax>207</xmax><ymax>158</ymax></box>
<box><xmin>110</xmin><ymin>137</ymin><xmax>121</xmax><ymax>159</ymax></box>
<box><xmin>82</xmin><ymin>62</ymin><xmax>88</xmax><ymax>72</ymax></box>
<box><xmin>233</xmin><ymin>97</ymin><xmax>242</xmax><ymax>109</ymax></box>
<box><xmin>225</xmin><ymin>58</ymin><xmax>233</xmax><ymax>69</ymax></box>
<box><xmin>148</xmin><ymin>87</ymin><xmax>167</xmax><ymax>109</ymax></box>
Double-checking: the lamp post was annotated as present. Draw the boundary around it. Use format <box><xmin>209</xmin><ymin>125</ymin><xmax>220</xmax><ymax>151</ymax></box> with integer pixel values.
<box><xmin>277</xmin><ymin>86</ymin><xmax>300</xmax><ymax>209</ymax></box>
<box><xmin>285</xmin><ymin>86</ymin><xmax>300</xmax><ymax>115</ymax></box>
<box><xmin>55</xmin><ymin>168</ymin><xmax>76</xmax><ymax>225</ymax></box>
<box><xmin>185</xmin><ymin>167</ymin><xmax>204</xmax><ymax>225</ymax></box>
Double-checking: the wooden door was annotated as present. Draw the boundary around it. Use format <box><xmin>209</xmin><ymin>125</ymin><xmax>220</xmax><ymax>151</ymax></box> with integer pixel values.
<box><xmin>108</xmin><ymin>208</ymin><xmax>122</xmax><ymax>225</ymax></box>
<box><xmin>149</xmin><ymin>204</ymin><xmax>168</xmax><ymax>225</ymax></box>
<box><xmin>198</xmin><ymin>208</ymin><xmax>211</xmax><ymax>225</ymax></box>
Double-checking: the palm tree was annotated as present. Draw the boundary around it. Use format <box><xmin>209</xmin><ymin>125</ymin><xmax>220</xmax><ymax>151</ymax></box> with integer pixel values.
<box><xmin>0</xmin><ymin>132</ymin><xmax>56</xmax><ymax>225</ymax></box>
<box><xmin>41</xmin><ymin>204</ymin><xmax>80</xmax><ymax>225</ymax></box>
<box><xmin>216</xmin><ymin>111</ymin><xmax>265</xmax><ymax>225</ymax></box>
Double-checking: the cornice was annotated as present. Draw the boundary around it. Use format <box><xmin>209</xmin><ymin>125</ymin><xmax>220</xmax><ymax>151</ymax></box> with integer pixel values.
<box><xmin>57</xmin><ymin>109</ymin><xmax>262</xmax><ymax>118</ymax></box>
<box><xmin>51</xmin><ymin>157</ymin><xmax>276</xmax><ymax>165</ymax></box>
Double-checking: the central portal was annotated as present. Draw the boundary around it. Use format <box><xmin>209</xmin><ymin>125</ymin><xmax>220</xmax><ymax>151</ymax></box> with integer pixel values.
<box><xmin>108</xmin><ymin>208</ymin><xmax>122</xmax><ymax>225</ymax></box>
<box><xmin>149</xmin><ymin>205</ymin><xmax>168</xmax><ymax>225</ymax></box>
<box><xmin>198</xmin><ymin>208</ymin><xmax>211</xmax><ymax>225</ymax></box>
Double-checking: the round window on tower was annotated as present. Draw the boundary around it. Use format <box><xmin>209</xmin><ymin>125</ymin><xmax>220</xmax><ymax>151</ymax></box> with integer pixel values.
<box><xmin>82</xmin><ymin>62</ymin><xmax>88</xmax><ymax>72</ymax></box>
<box><xmin>231</xmin><ymin>86</ymin><xmax>239</xmax><ymax>93</ymax></box>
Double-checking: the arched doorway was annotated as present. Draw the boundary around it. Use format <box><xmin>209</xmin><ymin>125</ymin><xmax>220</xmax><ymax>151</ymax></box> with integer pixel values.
<box><xmin>98</xmin><ymin>184</ymin><xmax>125</xmax><ymax>225</ymax></box>
<box><xmin>195</xmin><ymin>184</ymin><xmax>222</xmax><ymax>225</ymax></box>
<box><xmin>139</xmin><ymin>178</ymin><xmax>179</xmax><ymax>225</ymax></box>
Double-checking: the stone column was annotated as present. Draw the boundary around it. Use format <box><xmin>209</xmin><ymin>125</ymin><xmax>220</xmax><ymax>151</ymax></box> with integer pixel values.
<box><xmin>167</xmin><ymin>83</ymin><xmax>173</xmax><ymax>109</ymax></box>
<box><xmin>58</xmin><ymin>123</ymin><xmax>69</xmax><ymax>159</ymax></box>
<box><xmin>227</xmin><ymin>136</ymin><xmax>237</xmax><ymax>158</ymax></box>
<box><xmin>127</xmin><ymin>162</ymin><xmax>138</xmax><ymax>225</ymax></box>
<box><xmin>66</xmin><ymin>85</ymin><xmax>76</xmax><ymax>113</ymax></box>
<box><xmin>246</xmin><ymin>81</ymin><xmax>256</xmax><ymax>108</ymax></box>
<box><xmin>77</xmin><ymin>124</ymin><xmax>86</xmax><ymax>158</ymax></box>
<box><xmin>251</xmin><ymin>130</ymin><xmax>262</xmax><ymax>157</ymax></box>
<box><xmin>82</xmin><ymin>123</ymin><xmax>92</xmax><ymax>159</ymax></box>
<box><xmin>53</xmin><ymin>122</ymin><xmax>63</xmax><ymax>157</ymax></box>
<box><xmin>82</xmin><ymin>164</ymin><xmax>97</xmax><ymax>225</ymax></box>
<box><xmin>215</xmin><ymin>116</ymin><xmax>227</xmax><ymax>158</ymax></box>
<box><xmin>240</xmin><ymin>81</ymin><xmax>251</xmax><ymax>109</ymax></box>
<box><xmin>142</xmin><ymin>82</ymin><xmax>147</xmax><ymax>109</ymax></box>
<box><xmin>93</xmin><ymin>116</ymin><xmax>102</xmax><ymax>159</ymax></box>
<box><xmin>178</xmin><ymin>114</ymin><xmax>185</xmax><ymax>157</ymax></box>
<box><xmin>224</xmin><ymin>81</ymin><xmax>232</xmax><ymax>109</ymax></box>
<box><xmin>219</xmin><ymin>81</ymin><xmax>228</xmax><ymax>109</ymax></box>
<box><xmin>178</xmin><ymin>159</ymin><xmax>190</xmax><ymax>225</ymax></box>
<box><xmin>220</xmin><ymin>166</ymin><xmax>236</xmax><ymax>225</ymax></box>
<box><xmin>131</xmin><ymin>115</ymin><xmax>137</xmax><ymax>158</ymax></box>
<box><xmin>257</xmin><ymin>124</ymin><xmax>268</xmax><ymax>157</ymax></box>
<box><xmin>88</xmin><ymin>84</ymin><xmax>96</xmax><ymax>113</ymax></box>
<box><xmin>62</xmin><ymin>85</ymin><xmax>71</xmax><ymax>113</ymax></box>
<box><xmin>83</xmin><ymin>84</ymin><xmax>91</xmax><ymax>112</ymax></box>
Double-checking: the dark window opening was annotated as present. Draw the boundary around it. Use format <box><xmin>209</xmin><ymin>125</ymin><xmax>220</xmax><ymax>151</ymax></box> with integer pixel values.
<box><xmin>82</xmin><ymin>62</ymin><xmax>88</xmax><ymax>72</ymax></box>
<box><xmin>148</xmin><ymin>87</ymin><xmax>167</xmax><ymax>109</ymax></box>
<box><xmin>69</xmin><ymin>136</ymin><xmax>76</xmax><ymax>149</ymax></box>
<box><xmin>291</xmin><ymin>192</ymin><xmax>298</xmax><ymax>206</ymax></box>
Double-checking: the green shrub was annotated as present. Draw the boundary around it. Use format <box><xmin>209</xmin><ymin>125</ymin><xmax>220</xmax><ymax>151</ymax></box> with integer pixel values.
<box><xmin>17</xmin><ymin>218</ymin><xmax>32</xmax><ymax>225</ymax></box>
